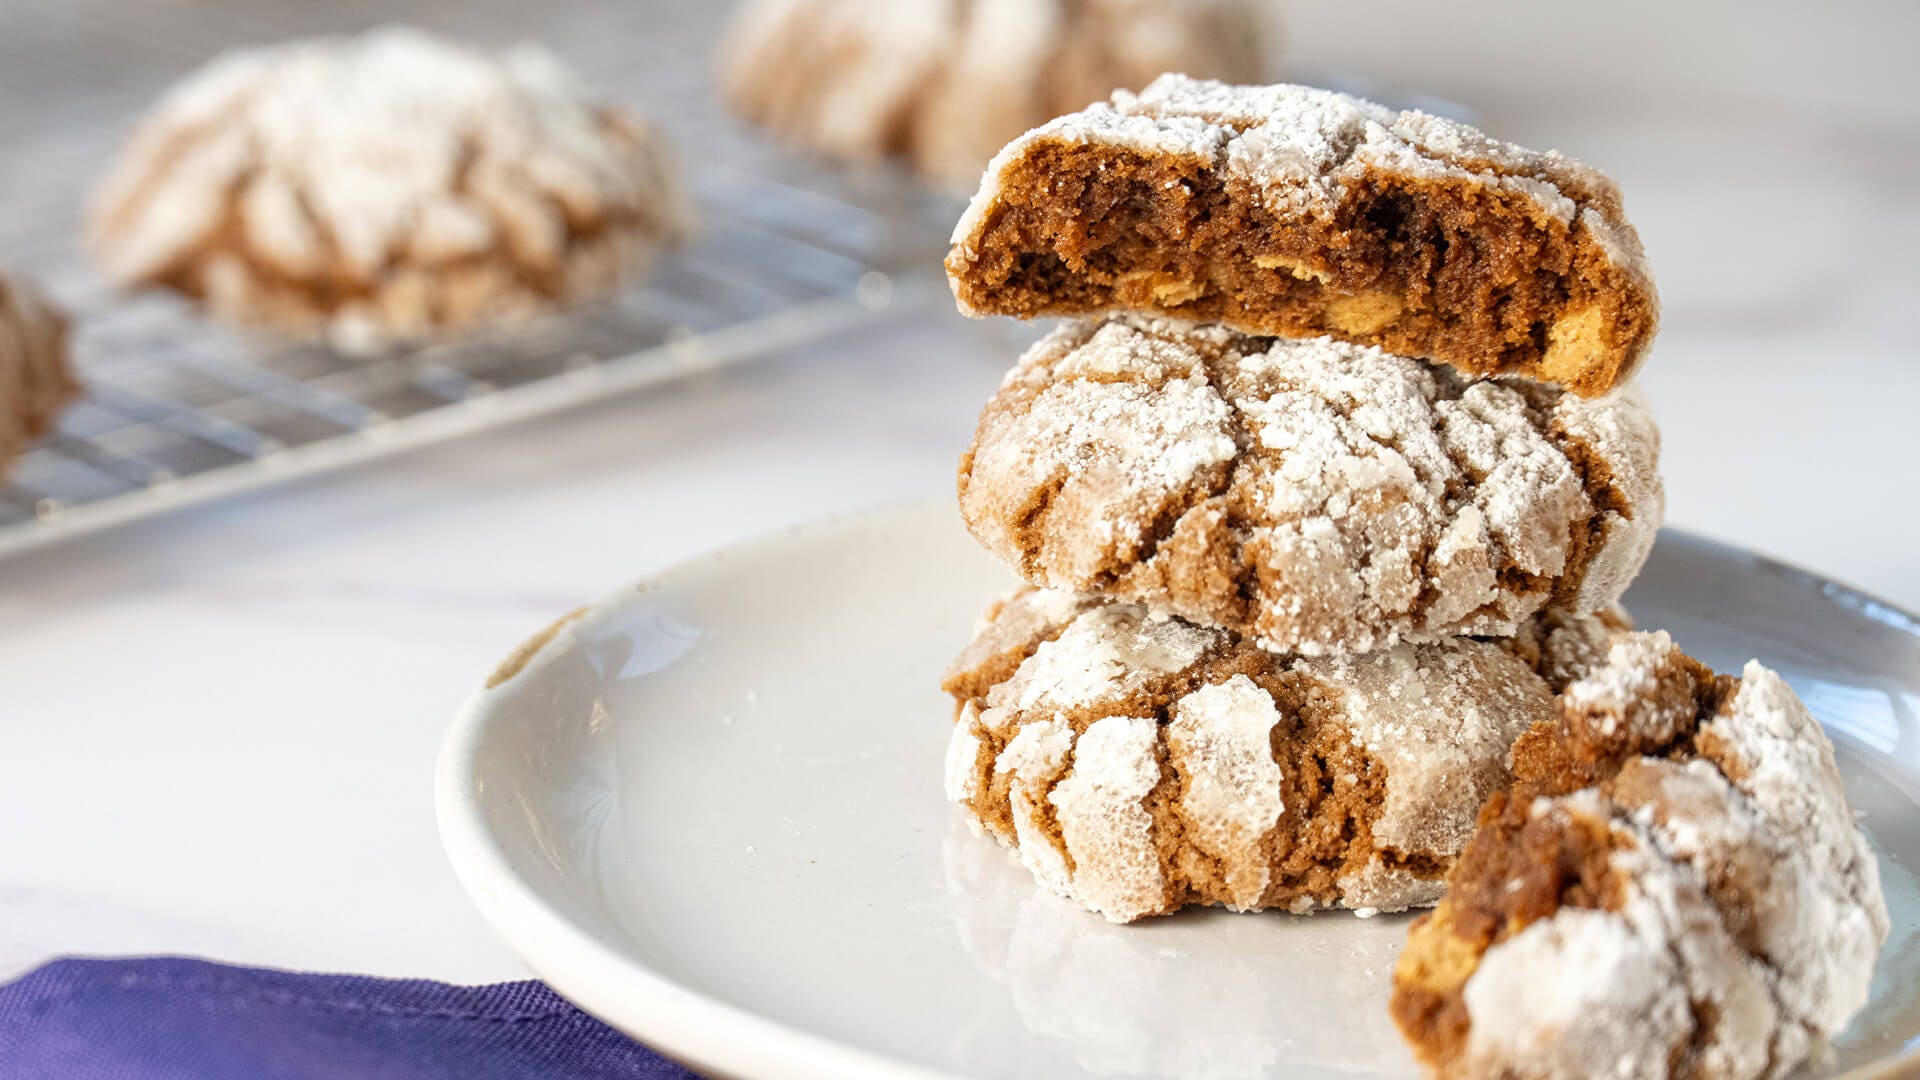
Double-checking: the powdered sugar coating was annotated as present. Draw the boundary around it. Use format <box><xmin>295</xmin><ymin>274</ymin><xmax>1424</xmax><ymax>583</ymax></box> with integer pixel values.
<box><xmin>1679</xmin><ymin>662</ymin><xmax>1886</xmax><ymax>1055</ymax></box>
<box><xmin>958</xmin><ymin>316</ymin><xmax>1664</xmax><ymax>654</ymax></box>
<box><xmin>1166</xmin><ymin>675</ymin><xmax>1285</xmax><ymax>909</ymax></box>
<box><xmin>89</xmin><ymin>27</ymin><xmax>688</xmax><ymax>349</ymax></box>
<box><xmin>1457</xmin><ymin>794</ymin><xmax>1777</xmax><ymax>1080</ymax></box>
<box><xmin>944</xmin><ymin>702</ymin><xmax>988</xmax><ymax>805</ymax></box>
<box><xmin>1561</xmin><ymin>630</ymin><xmax>1705</xmax><ymax>747</ymax></box>
<box><xmin>719</xmin><ymin>0</ymin><xmax>1265</xmax><ymax>189</ymax></box>
<box><xmin>0</xmin><ymin>271</ymin><xmax>78</xmax><ymax>477</ymax></box>
<box><xmin>1004</xmin><ymin>602</ymin><xmax>1216</xmax><ymax>712</ymax></box>
<box><xmin>943</xmin><ymin>588</ymin><xmax>1607</xmax><ymax>923</ymax></box>
<box><xmin>1307</xmin><ymin>644</ymin><xmax>1557</xmax><ymax>862</ymax></box>
<box><xmin>1460</xmin><ymin>908</ymin><xmax>1691</xmax><ymax>1079</ymax></box>
<box><xmin>1402</xmin><ymin>633</ymin><xmax>1889</xmax><ymax>1079</ymax></box>
<box><xmin>1050</xmin><ymin>715</ymin><xmax>1167</xmax><ymax>920</ymax></box>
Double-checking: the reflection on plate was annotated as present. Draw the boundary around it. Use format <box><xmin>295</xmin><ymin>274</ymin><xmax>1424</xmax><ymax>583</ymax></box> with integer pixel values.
<box><xmin>942</xmin><ymin>816</ymin><xmax>1412</xmax><ymax>1079</ymax></box>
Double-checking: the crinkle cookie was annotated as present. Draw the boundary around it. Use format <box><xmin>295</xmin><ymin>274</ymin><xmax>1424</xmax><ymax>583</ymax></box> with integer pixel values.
<box><xmin>717</xmin><ymin>0</ymin><xmax>1266</xmax><ymax>189</ymax></box>
<box><xmin>941</xmin><ymin>586</ymin><xmax>1628</xmax><ymax>923</ymax></box>
<box><xmin>957</xmin><ymin>316</ymin><xmax>1662</xmax><ymax>655</ymax></box>
<box><xmin>88</xmin><ymin>27</ymin><xmax>689</xmax><ymax>350</ymax></box>
<box><xmin>1390</xmin><ymin>632</ymin><xmax>1888</xmax><ymax>1080</ymax></box>
<box><xmin>0</xmin><ymin>271</ymin><xmax>77</xmax><ymax>475</ymax></box>
<box><xmin>947</xmin><ymin>75</ymin><xmax>1658</xmax><ymax>396</ymax></box>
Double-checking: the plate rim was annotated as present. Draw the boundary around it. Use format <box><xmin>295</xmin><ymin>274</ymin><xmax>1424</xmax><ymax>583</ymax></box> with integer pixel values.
<box><xmin>436</xmin><ymin>504</ymin><xmax>969</xmax><ymax>1080</ymax></box>
<box><xmin>435</xmin><ymin>500</ymin><xmax>1920</xmax><ymax>1080</ymax></box>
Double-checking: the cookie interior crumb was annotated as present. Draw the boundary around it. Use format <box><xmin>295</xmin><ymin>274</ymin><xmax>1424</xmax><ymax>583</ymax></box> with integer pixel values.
<box><xmin>948</xmin><ymin>76</ymin><xmax>1659</xmax><ymax>396</ymax></box>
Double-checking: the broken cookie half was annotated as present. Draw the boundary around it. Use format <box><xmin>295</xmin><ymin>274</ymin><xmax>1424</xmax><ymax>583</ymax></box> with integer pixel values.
<box><xmin>1390</xmin><ymin>632</ymin><xmax>1888</xmax><ymax>1080</ymax></box>
<box><xmin>947</xmin><ymin>75</ymin><xmax>1659</xmax><ymax>397</ymax></box>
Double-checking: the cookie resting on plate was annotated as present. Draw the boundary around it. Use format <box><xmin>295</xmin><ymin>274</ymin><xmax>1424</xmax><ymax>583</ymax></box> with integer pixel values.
<box><xmin>88</xmin><ymin>26</ymin><xmax>689</xmax><ymax>350</ymax></box>
<box><xmin>941</xmin><ymin>586</ymin><xmax>1630</xmax><ymax>923</ymax></box>
<box><xmin>1390</xmin><ymin>632</ymin><xmax>1888</xmax><ymax>1080</ymax></box>
<box><xmin>717</xmin><ymin>0</ymin><xmax>1266</xmax><ymax>189</ymax></box>
<box><xmin>947</xmin><ymin>75</ymin><xmax>1658</xmax><ymax>396</ymax></box>
<box><xmin>0</xmin><ymin>270</ymin><xmax>78</xmax><ymax>478</ymax></box>
<box><xmin>957</xmin><ymin>315</ymin><xmax>1663</xmax><ymax>655</ymax></box>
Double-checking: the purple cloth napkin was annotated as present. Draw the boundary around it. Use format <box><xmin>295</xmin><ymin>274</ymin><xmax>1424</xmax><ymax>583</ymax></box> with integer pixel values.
<box><xmin>0</xmin><ymin>957</ymin><xmax>701</xmax><ymax>1080</ymax></box>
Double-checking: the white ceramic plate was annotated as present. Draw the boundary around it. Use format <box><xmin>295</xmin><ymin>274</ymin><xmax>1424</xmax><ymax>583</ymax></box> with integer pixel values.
<box><xmin>437</xmin><ymin>501</ymin><xmax>1920</xmax><ymax>1080</ymax></box>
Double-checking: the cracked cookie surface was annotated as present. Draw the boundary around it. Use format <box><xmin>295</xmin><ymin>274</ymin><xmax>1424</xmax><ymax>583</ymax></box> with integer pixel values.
<box><xmin>942</xmin><ymin>586</ymin><xmax>1627</xmax><ymax>923</ymax></box>
<box><xmin>0</xmin><ymin>271</ymin><xmax>77</xmax><ymax>479</ymax></box>
<box><xmin>947</xmin><ymin>75</ymin><xmax>1659</xmax><ymax>396</ymax></box>
<box><xmin>88</xmin><ymin>27</ymin><xmax>689</xmax><ymax>350</ymax></box>
<box><xmin>718</xmin><ymin>0</ymin><xmax>1265</xmax><ymax>189</ymax></box>
<box><xmin>1390</xmin><ymin>632</ymin><xmax>1888</xmax><ymax>1080</ymax></box>
<box><xmin>957</xmin><ymin>316</ymin><xmax>1663</xmax><ymax>655</ymax></box>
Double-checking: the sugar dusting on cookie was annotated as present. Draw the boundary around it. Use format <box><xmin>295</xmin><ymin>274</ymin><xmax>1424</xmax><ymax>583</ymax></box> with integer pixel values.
<box><xmin>942</xmin><ymin>589</ymin><xmax>1629</xmax><ymax>923</ymax></box>
<box><xmin>958</xmin><ymin>316</ymin><xmax>1663</xmax><ymax>654</ymax></box>
<box><xmin>1166</xmin><ymin>675</ymin><xmax>1286</xmax><ymax>909</ymax></box>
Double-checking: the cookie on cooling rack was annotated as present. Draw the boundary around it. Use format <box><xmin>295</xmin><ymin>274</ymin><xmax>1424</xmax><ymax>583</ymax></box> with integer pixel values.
<box><xmin>0</xmin><ymin>271</ymin><xmax>77</xmax><ymax>476</ymax></box>
<box><xmin>942</xmin><ymin>586</ymin><xmax>1629</xmax><ymax>923</ymax></box>
<box><xmin>87</xmin><ymin>26</ymin><xmax>690</xmax><ymax>351</ymax></box>
<box><xmin>1390</xmin><ymin>632</ymin><xmax>1888</xmax><ymax>1080</ymax></box>
<box><xmin>947</xmin><ymin>75</ymin><xmax>1658</xmax><ymax>396</ymax></box>
<box><xmin>957</xmin><ymin>316</ymin><xmax>1662</xmax><ymax>656</ymax></box>
<box><xmin>717</xmin><ymin>0</ymin><xmax>1266</xmax><ymax>189</ymax></box>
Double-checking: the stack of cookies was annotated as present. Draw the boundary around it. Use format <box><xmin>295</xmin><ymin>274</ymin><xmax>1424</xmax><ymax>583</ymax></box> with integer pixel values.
<box><xmin>938</xmin><ymin>76</ymin><xmax>1886</xmax><ymax>1079</ymax></box>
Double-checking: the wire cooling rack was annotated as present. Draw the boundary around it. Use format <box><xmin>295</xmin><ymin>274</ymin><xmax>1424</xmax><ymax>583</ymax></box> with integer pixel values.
<box><xmin>0</xmin><ymin>0</ymin><xmax>956</xmax><ymax>559</ymax></box>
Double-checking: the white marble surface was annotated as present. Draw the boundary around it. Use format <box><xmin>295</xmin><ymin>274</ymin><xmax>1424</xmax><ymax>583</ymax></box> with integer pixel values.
<box><xmin>1</xmin><ymin>0</ymin><xmax>1916</xmax><ymax>1004</ymax></box>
